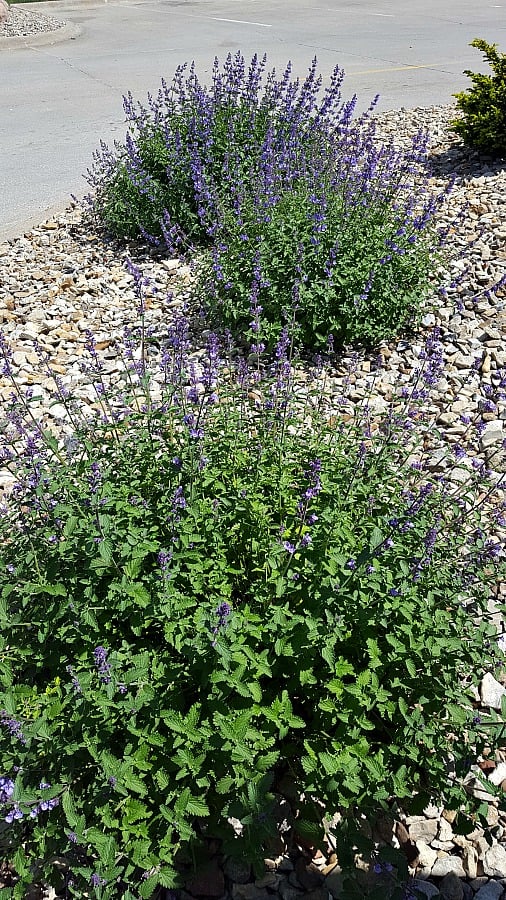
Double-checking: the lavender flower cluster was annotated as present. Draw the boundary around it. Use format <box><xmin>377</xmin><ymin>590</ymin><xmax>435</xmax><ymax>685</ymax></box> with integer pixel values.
<box><xmin>87</xmin><ymin>52</ymin><xmax>448</xmax><ymax>349</ymax></box>
<box><xmin>0</xmin><ymin>776</ymin><xmax>59</xmax><ymax>824</ymax></box>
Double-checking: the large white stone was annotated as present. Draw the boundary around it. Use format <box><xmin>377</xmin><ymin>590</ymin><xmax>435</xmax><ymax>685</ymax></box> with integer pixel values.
<box><xmin>431</xmin><ymin>857</ymin><xmax>466</xmax><ymax>879</ymax></box>
<box><xmin>416</xmin><ymin>840</ymin><xmax>438</xmax><ymax>876</ymax></box>
<box><xmin>480</xmin><ymin>420</ymin><xmax>504</xmax><ymax>449</ymax></box>
<box><xmin>484</xmin><ymin>842</ymin><xmax>506</xmax><ymax>877</ymax></box>
<box><xmin>488</xmin><ymin>761</ymin><xmax>506</xmax><ymax>785</ymax></box>
<box><xmin>480</xmin><ymin>672</ymin><xmax>506</xmax><ymax>710</ymax></box>
<box><xmin>463</xmin><ymin>845</ymin><xmax>478</xmax><ymax>880</ymax></box>
<box><xmin>0</xmin><ymin>0</ymin><xmax>9</xmax><ymax>24</ymax></box>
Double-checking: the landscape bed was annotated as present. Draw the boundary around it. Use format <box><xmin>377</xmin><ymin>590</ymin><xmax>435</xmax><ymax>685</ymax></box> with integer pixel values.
<box><xmin>0</xmin><ymin>55</ymin><xmax>505</xmax><ymax>900</ymax></box>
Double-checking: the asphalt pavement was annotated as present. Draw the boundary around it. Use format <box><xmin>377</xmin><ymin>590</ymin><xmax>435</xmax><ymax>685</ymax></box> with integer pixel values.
<box><xmin>1</xmin><ymin>0</ymin><xmax>505</xmax><ymax>240</ymax></box>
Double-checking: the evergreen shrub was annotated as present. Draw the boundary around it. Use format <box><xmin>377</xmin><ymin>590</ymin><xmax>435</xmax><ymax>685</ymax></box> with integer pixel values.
<box><xmin>453</xmin><ymin>38</ymin><xmax>506</xmax><ymax>157</ymax></box>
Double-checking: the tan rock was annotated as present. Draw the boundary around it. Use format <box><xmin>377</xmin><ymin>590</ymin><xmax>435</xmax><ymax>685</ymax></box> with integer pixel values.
<box><xmin>0</xmin><ymin>0</ymin><xmax>9</xmax><ymax>24</ymax></box>
<box><xmin>463</xmin><ymin>845</ymin><xmax>479</xmax><ymax>879</ymax></box>
<box><xmin>415</xmin><ymin>840</ymin><xmax>438</xmax><ymax>877</ymax></box>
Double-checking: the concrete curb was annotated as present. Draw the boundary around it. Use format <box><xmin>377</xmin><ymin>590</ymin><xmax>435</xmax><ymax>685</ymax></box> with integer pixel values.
<box><xmin>0</xmin><ymin>18</ymin><xmax>81</xmax><ymax>50</ymax></box>
<box><xmin>0</xmin><ymin>200</ymin><xmax>80</xmax><ymax>243</ymax></box>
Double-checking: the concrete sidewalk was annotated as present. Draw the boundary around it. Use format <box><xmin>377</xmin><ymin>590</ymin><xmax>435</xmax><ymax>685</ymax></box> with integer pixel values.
<box><xmin>1</xmin><ymin>0</ymin><xmax>505</xmax><ymax>240</ymax></box>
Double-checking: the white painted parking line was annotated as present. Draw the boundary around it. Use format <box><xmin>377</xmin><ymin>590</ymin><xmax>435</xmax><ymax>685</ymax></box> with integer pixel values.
<box><xmin>192</xmin><ymin>15</ymin><xmax>272</xmax><ymax>26</ymax></box>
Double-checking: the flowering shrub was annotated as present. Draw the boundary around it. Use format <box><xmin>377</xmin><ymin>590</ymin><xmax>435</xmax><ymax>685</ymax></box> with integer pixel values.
<box><xmin>87</xmin><ymin>53</ymin><xmax>448</xmax><ymax>350</ymax></box>
<box><xmin>0</xmin><ymin>263</ymin><xmax>505</xmax><ymax>898</ymax></box>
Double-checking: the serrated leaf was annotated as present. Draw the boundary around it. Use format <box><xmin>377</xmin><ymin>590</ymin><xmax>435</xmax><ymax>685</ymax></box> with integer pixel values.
<box><xmin>369</xmin><ymin>526</ymin><xmax>383</xmax><ymax>551</ymax></box>
<box><xmin>216</xmin><ymin>776</ymin><xmax>234</xmax><ymax>794</ymax></box>
<box><xmin>123</xmin><ymin>772</ymin><xmax>147</xmax><ymax>797</ymax></box>
<box><xmin>86</xmin><ymin>827</ymin><xmax>114</xmax><ymax>858</ymax></box>
<box><xmin>98</xmin><ymin>540</ymin><xmax>113</xmax><ymax>565</ymax></box>
<box><xmin>288</xmin><ymin>715</ymin><xmax>305</xmax><ymax>728</ymax></box>
<box><xmin>185</xmin><ymin>797</ymin><xmax>210</xmax><ymax>817</ymax></box>
<box><xmin>24</xmin><ymin>581</ymin><xmax>66</xmax><ymax>597</ymax></box>
<box><xmin>62</xmin><ymin>790</ymin><xmax>79</xmax><ymax>828</ymax></box>
<box><xmin>124</xmin><ymin>799</ymin><xmax>150</xmax><ymax>824</ymax></box>
<box><xmin>405</xmin><ymin>658</ymin><xmax>417</xmax><ymax>678</ymax></box>
<box><xmin>155</xmin><ymin>770</ymin><xmax>170</xmax><ymax>791</ymax></box>
<box><xmin>138</xmin><ymin>874</ymin><xmax>159</xmax><ymax>898</ymax></box>
<box><xmin>125</xmin><ymin>582</ymin><xmax>151</xmax><ymax>608</ymax></box>
<box><xmin>157</xmin><ymin>868</ymin><xmax>178</xmax><ymax>889</ymax></box>
<box><xmin>246</xmin><ymin>682</ymin><xmax>262</xmax><ymax>702</ymax></box>
<box><xmin>320</xmin><ymin>752</ymin><xmax>340</xmax><ymax>776</ymax></box>
<box><xmin>398</xmin><ymin>697</ymin><xmax>409</xmax><ymax>721</ymax></box>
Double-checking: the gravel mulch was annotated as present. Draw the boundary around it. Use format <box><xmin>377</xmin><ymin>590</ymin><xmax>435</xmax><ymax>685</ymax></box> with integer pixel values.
<box><xmin>0</xmin><ymin>3</ymin><xmax>66</xmax><ymax>38</ymax></box>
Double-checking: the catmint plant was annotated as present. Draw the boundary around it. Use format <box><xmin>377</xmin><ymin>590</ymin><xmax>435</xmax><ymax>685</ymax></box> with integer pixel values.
<box><xmin>0</xmin><ymin>279</ymin><xmax>504</xmax><ymax>897</ymax></box>
<box><xmin>86</xmin><ymin>53</ymin><xmax>448</xmax><ymax>350</ymax></box>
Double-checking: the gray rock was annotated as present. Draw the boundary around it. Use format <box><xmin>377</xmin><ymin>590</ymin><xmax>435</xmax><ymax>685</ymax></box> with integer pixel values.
<box><xmin>408</xmin><ymin>819</ymin><xmax>439</xmax><ymax>843</ymax></box>
<box><xmin>277</xmin><ymin>882</ymin><xmax>302</xmax><ymax>900</ymax></box>
<box><xmin>232</xmin><ymin>887</ymin><xmax>270</xmax><ymax>900</ymax></box>
<box><xmin>410</xmin><ymin>880</ymin><xmax>440</xmax><ymax>899</ymax></box>
<box><xmin>224</xmin><ymin>858</ymin><xmax>251</xmax><ymax>885</ymax></box>
<box><xmin>431</xmin><ymin>857</ymin><xmax>466</xmax><ymax>879</ymax></box>
<box><xmin>484</xmin><ymin>843</ymin><xmax>506</xmax><ymax>878</ymax></box>
<box><xmin>474</xmin><ymin>883</ymin><xmax>504</xmax><ymax>900</ymax></box>
<box><xmin>324</xmin><ymin>867</ymin><xmax>344</xmax><ymax>899</ymax></box>
<box><xmin>480</xmin><ymin>420</ymin><xmax>504</xmax><ymax>449</ymax></box>
<box><xmin>439</xmin><ymin>872</ymin><xmax>464</xmax><ymax>900</ymax></box>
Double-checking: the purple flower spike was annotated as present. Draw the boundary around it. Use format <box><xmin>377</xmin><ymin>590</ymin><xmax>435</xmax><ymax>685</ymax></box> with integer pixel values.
<box><xmin>93</xmin><ymin>646</ymin><xmax>112</xmax><ymax>684</ymax></box>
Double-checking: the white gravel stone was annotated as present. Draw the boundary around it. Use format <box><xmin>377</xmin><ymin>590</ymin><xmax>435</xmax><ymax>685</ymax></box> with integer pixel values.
<box><xmin>431</xmin><ymin>857</ymin><xmax>466</xmax><ymax>879</ymax></box>
<box><xmin>484</xmin><ymin>844</ymin><xmax>506</xmax><ymax>878</ymax></box>
<box><xmin>488</xmin><ymin>763</ymin><xmax>506</xmax><ymax>786</ymax></box>
<box><xmin>0</xmin><ymin>3</ymin><xmax>65</xmax><ymax>36</ymax></box>
<box><xmin>481</xmin><ymin>674</ymin><xmax>506</xmax><ymax>710</ymax></box>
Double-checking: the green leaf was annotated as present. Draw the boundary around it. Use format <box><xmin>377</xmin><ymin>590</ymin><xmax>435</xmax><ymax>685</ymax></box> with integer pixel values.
<box><xmin>398</xmin><ymin>697</ymin><xmax>409</xmax><ymax>721</ymax></box>
<box><xmin>138</xmin><ymin>874</ymin><xmax>159</xmax><ymax>898</ymax></box>
<box><xmin>24</xmin><ymin>582</ymin><xmax>66</xmax><ymax>597</ymax></box>
<box><xmin>405</xmin><ymin>658</ymin><xmax>417</xmax><ymax>678</ymax></box>
<box><xmin>62</xmin><ymin>790</ymin><xmax>79</xmax><ymax>828</ymax></box>
<box><xmin>185</xmin><ymin>797</ymin><xmax>210</xmax><ymax>817</ymax></box>
<box><xmin>98</xmin><ymin>539</ymin><xmax>113</xmax><ymax>565</ymax></box>
<box><xmin>157</xmin><ymin>868</ymin><xmax>178</xmax><ymax>889</ymax></box>
<box><xmin>369</xmin><ymin>526</ymin><xmax>383</xmax><ymax>551</ymax></box>
<box><xmin>320</xmin><ymin>752</ymin><xmax>340</xmax><ymax>776</ymax></box>
<box><xmin>216</xmin><ymin>776</ymin><xmax>234</xmax><ymax>794</ymax></box>
<box><xmin>123</xmin><ymin>772</ymin><xmax>147</xmax><ymax>797</ymax></box>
